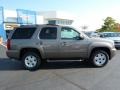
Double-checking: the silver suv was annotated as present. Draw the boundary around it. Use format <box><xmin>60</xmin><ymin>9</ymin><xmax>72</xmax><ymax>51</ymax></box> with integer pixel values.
<box><xmin>6</xmin><ymin>24</ymin><xmax>116</xmax><ymax>70</ymax></box>
<box><xmin>100</xmin><ymin>32</ymin><xmax>120</xmax><ymax>48</ymax></box>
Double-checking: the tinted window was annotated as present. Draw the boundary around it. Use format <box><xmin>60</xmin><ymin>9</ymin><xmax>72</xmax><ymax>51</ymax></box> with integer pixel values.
<box><xmin>12</xmin><ymin>27</ymin><xmax>36</xmax><ymax>39</ymax></box>
<box><xmin>40</xmin><ymin>27</ymin><xmax>57</xmax><ymax>39</ymax></box>
<box><xmin>61</xmin><ymin>27</ymin><xmax>79</xmax><ymax>39</ymax></box>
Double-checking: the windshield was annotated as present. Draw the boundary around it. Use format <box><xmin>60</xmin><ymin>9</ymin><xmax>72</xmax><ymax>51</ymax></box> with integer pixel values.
<box><xmin>103</xmin><ymin>33</ymin><xmax>120</xmax><ymax>37</ymax></box>
<box><xmin>81</xmin><ymin>31</ymin><xmax>89</xmax><ymax>38</ymax></box>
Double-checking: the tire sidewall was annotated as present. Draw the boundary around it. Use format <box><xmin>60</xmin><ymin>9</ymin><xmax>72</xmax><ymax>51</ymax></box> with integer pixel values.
<box><xmin>22</xmin><ymin>52</ymin><xmax>41</xmax><ymax>70</ymax></box>
<box><xmin>90</xmin><ymin>50</ymin><xmax>109</xmax><ymax>67</ymax></box>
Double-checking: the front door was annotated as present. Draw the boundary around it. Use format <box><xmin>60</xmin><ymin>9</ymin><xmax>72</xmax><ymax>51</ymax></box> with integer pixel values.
<box><xmin>60</xmin><ymin>27</ymin><xmax>89</xmax><ymax>59</ymax></box>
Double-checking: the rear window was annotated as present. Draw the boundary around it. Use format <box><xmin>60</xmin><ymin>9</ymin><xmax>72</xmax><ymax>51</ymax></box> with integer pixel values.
<box><xmin>12</xmin><ymin>27</ymin><xmax>36</xmax><ymax>39</ymax></box>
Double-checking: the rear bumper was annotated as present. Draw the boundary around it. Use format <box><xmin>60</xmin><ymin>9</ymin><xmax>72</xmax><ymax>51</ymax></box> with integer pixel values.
<box><xmin>6</xmin><ymin>50</ymin><xmax>20</xmax><ymax>60</ymax></box>
<box><xmin>110</xmin><ymin>48</ymin><xmax>116</xmax><ymax>60</ymax></box>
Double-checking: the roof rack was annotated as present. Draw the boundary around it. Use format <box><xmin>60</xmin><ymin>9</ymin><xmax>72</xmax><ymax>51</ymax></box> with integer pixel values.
<box><xmin>46</xmin><ymin>24</ymin><xmax>59</xmax><ymax>26</ymax></box>
<box><xmin>20</xmin><ymin>24</ymin><xmax>38</xmax><ymax>27</ymax></box>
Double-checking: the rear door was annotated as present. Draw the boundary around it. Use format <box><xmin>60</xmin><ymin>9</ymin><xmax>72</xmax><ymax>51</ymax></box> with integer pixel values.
<box><xmin>39</xmin><ymin>26</ymin><xmax>60</xmax><ymax>59</ymax></box>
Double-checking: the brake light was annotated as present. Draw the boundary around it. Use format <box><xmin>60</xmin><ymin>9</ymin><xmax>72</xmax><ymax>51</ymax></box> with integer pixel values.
<box><xmin>7</xmin><ymin>39</ymin><xmax>11</xmax><ymax>50</ymax></box>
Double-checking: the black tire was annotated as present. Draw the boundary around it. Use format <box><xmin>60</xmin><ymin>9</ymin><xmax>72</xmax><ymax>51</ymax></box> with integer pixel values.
<box><xmin>90</xmin><ymin>50</ymin><xmax>109</xmax><ymax>67</ymax></box>
<box><xmin>22</xmin><ymin>52</ymin><xmax>41</xmax><ymax>71</ymax></box>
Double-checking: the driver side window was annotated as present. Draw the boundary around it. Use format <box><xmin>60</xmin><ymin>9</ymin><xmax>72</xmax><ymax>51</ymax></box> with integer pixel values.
<box><xmin>61</xmin><ymin>27</ymin><xmax>80</xmax><ymax>40</ymax></box>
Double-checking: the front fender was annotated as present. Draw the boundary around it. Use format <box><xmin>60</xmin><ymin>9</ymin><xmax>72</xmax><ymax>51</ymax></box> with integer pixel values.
<box><xmin>87</xmin><ymin>42</ymin><xmax>112</xmax><ymax>58</ymax></box>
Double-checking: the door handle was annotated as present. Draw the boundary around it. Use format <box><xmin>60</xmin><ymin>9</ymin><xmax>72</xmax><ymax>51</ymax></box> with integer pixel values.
<box><xmin>61</xmin><ymin>42</ymin><xmax>67</xmax><ymax>46</ymax></box>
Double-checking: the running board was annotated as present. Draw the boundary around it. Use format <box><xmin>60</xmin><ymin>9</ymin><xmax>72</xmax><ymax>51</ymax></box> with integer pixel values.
<box><xmin>47</xmin><ymin>59</ymin><xmax>83</xmax><ymax>62</ymax></box>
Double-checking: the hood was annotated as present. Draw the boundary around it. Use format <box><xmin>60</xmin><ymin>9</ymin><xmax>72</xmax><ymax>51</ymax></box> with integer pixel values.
<box><xmin>89</xmin><ymin>38</ymin><xmax>114</xmax><ymax>44</ymax></box>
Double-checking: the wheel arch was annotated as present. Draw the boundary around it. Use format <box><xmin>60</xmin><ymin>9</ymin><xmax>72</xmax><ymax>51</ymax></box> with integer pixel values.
<box><xmin>89</xmin><ymin>47</ymin><xmax>111</xmax><ymax>60</ymax></box>
<box><xmin>20</xmin><ymin>48</ymin><xmax>44</xmax><ymax>60</ymax></box>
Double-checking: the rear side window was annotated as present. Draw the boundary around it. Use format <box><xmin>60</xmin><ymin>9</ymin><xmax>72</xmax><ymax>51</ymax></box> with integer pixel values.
<box><xmin>12</xmin><ymin>27</ymin><xmax>36</xmax><ymax>39</ymax></box>
<box><xmin>40</xmin><ymin>27</ymin><xmax>57</xmax><ymax>39</ymax></box>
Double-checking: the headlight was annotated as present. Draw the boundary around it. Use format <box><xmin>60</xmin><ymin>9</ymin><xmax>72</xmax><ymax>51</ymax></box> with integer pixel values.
<box><xmin>109</xmin><ymin>40</ymin><xmax>115</xmax><ymax>47</ymax></box>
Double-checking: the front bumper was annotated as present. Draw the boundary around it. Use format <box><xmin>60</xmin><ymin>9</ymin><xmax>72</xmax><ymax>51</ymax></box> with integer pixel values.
<box><xmin>110</xmin><ymin>48</ymin><xmax>116</xmax><ymax>60</ymax></box>
<box><xmin>115</xmin><ymin>44</ymin><xmax>120</xmax><ymax>48</ymax></box>
<box><xmin>114</xmin><ymin>42</ymin><xmax>120</xmax><ymax>48</ymax></box>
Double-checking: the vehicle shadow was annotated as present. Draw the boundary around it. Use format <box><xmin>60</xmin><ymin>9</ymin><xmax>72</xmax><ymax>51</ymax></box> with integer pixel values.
<box><xmin>41</xmin><ymin>61</ymin><xmax>94</xmax><ymax>70</ymax></box>
<box><xmin>0</xmin><ymin>58</ymin><xmax>24</xmax><ymax>71</ymax></box>
<box><xmin>0</xmin><ymin>58</ymin><xmax>94</xmax><ymax>71</ymax></box>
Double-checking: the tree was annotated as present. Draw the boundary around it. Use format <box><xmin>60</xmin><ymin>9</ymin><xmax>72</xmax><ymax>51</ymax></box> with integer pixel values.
<box><xmin>116</xmin><ymin>23</ymin><xmax>120</xmax><ymax>32</ymax></box>
<box><xmin>98</xmin><ymin>17</ymin><xmax>118</xmax><ymax>32</ymax></box>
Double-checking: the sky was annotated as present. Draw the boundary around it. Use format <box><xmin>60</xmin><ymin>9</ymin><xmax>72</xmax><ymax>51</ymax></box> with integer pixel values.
<box><xmin>1</xmin><ymin>0</ymin><xmax>120</xmax><ymax>31</ymax></box>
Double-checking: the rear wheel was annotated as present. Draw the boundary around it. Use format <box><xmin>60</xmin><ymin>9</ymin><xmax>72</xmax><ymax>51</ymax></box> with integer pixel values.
<box><xmin>90</xmin><ymin>50</ymin><xmax>109</xmax><ymax>67</ymax></box>
<box><xmin>22</xmin><ymin>52</ymin><xmax>41</xmax><ymax>70</ymax></box>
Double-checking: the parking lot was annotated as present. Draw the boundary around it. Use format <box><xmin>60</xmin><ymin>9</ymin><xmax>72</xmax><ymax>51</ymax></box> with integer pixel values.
<box><xmin>0</xmin><ymin>45</ymin><xmax>120</xmax><ymax>90</ymax></box>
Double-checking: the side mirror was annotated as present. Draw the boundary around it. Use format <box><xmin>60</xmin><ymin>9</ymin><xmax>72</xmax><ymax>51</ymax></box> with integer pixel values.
<box><xmin>75</xmin><ymin>36</ymin><xmax>81</xmax><ymax>40</ymax></box>
<box><xmin>80</xmin><ymin>34</ymin><xmax>84</xmax><ymax>40</ymax></box>
<box><xmin>75</xmin><ymin>35</ymin><xmax>84</xmax><ymax>40</ymax></box>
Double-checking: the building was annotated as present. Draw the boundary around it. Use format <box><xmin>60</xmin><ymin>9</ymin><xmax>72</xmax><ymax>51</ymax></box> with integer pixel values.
<box><xmin>4</xmin><ymin>10</ymin><xmax>74</xmax><ymax>30</ymax></box>
<box><xmin>4</xmin><ymin>9</ymin><xmax>44</xmax><ymax>30</ymax></box>
<box><xmin>40</xmin><ymin>11</ymin><xmax>74</xmax><ymax>25</ymax></box>
<box><xmin>0</xmin><ymin>9</ymin><xmax>75</xmax><ymax>39</ymax></box>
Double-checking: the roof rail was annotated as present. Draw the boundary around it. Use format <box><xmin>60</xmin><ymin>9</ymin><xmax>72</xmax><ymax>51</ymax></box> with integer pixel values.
<box><xmin>46</xmin><ymin>24</ymin><xmax>59</xmax><ymax>26</ymax></box>
<box><xmin>20</xmin><ymin>24</ymin><xmax>38</xmax><ymax>27</ymax></box>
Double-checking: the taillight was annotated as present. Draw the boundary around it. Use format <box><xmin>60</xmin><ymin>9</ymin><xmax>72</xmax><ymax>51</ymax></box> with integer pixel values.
<box><xmin>7</xmin><ymin>39</ymin><xmax>11</xmax><ymax>50</ymax></box>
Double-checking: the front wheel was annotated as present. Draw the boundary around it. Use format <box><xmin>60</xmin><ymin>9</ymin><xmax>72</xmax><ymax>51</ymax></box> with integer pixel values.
<box><xmin>90</xmin><ymin>50</ymin><xmax>109</xmax><ymax>67</ymax></box>
<box><xmin>22</xmin><ymin>52</ymin><xmax>41</xmax><ymax>70</ymax></box>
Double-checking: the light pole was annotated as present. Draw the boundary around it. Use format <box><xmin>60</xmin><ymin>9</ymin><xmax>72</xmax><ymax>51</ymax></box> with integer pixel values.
<box><xmin>81</xmin><ymin>25</ymin><xmax>88</xmax><ymax>32</ymax></box>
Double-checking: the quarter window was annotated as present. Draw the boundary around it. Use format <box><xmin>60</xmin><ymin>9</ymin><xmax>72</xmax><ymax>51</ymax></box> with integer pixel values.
<box><xmin>12</xmin><ymin>27</ymin><xmax>36</xmax><ymax>39</ymax></box>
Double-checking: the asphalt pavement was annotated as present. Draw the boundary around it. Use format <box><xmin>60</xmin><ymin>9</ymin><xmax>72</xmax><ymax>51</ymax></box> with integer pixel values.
<box><xmin>0</xmin><ymin>45</ymin><xmax>120</xmax><ymax>90</ymax></box>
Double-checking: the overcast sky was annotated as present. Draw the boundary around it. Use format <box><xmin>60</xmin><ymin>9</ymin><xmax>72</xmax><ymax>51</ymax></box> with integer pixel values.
<box><xmin>1</xmin><ymin>0</ymin><xmax>120</xmax><ymax>31</ymax></box>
